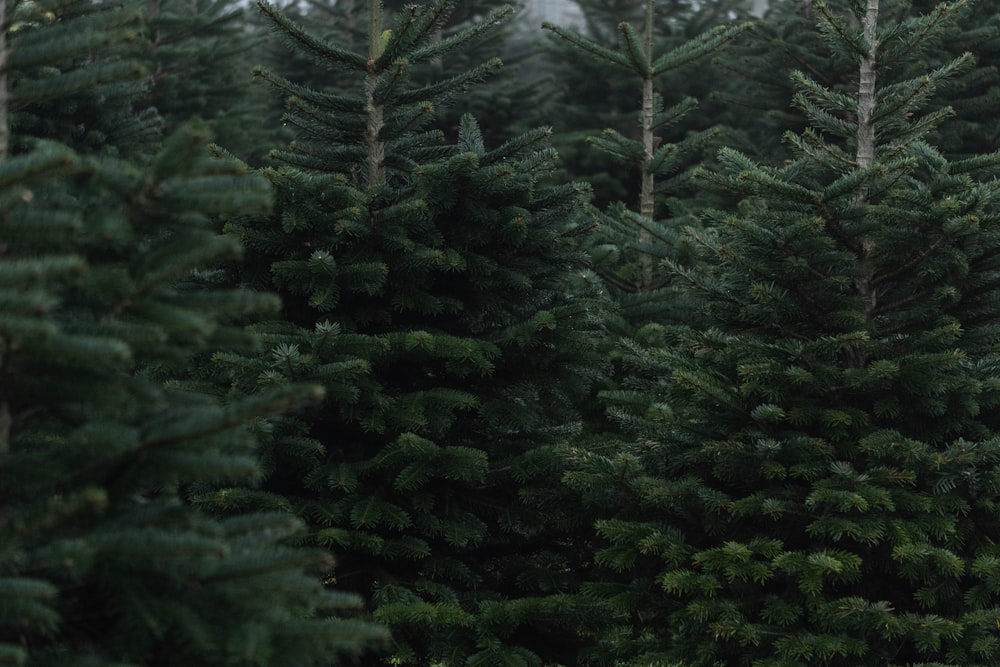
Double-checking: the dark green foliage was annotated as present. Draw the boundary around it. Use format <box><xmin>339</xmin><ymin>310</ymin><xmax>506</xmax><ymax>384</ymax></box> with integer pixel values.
<box><xmin>569</xmin><ymin>1</ymin><xmax>1000</xmax><ymax>665</ymax></box>
<box><xmin>721</xmin><ymin>0</ymin><xmax>1000</xmax><ymax>164</ymax></box>
<box><xmin>544</xmin><ymin>2</ymin><xmax>750</xmax><ymax>329</ymax></box>
<box><xmin>0</xmin><ymin>2</ymin><xmax>386</xmax><ymax>663</ymax></box>
<box><xmin>0</xmin><ymin>129</ymin><xmax>387</xmax><ymax>667</ymax></box>
<box><xmin>216</xmin><ymin>1</ymin><xmax>610</xmax><ymax>663</ymax></box>
<box><xmin>543</xmin><ymin>0</ymin><xmax>756</xmax><ymax>208</ymax></box>
<box><xmin>146</xmin><ymin>0</ymin><xmax>275</xmax><ymax>162</ymax></box>
<box><xmin>5</xmin><ymin>0</ymin><xmax>161</xmax><ymax>159</ymax></box>
<box><xmin>715</xmin><ymin>0</ymin><xmax>841</xmax><ymax>163</ymax></box>
<box><xmin>916</xmin><ymin>0</ymin><xmax>1000</xmax><ymax>157</ymax></box>
<box><xmin>254</xmin><ymin>0</ymin><xmax>533</xmax><ymax>150</ymax></box>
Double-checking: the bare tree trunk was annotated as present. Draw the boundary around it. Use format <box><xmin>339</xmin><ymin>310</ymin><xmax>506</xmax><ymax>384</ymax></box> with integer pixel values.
<box><xmin>1</xmin><ymin>0</ymin><xmax>8</xmax><ymax>161</ymax></box>
<box><xmin>856</xmin><ymin>0</ymin><xmax>878</xmax><ymax>170</ymax></box>
<box><xmin>0</xmin><ymin>0</ymin><xmax>10</xmax><ymax>454</ymax></box>
<box><xmin>637</xmin><ymin>0</ymin><xmax>655</xmax><ymax>290</ymax></box>
<box><xmin>852</xmin><ymin>0</ymin><xmax>879</xmax><ymax>367</ymax></box>
<box><xmin>365</xmin><ymin>0</ymin><xmax>386</xmax><ymax>187</ymax></box>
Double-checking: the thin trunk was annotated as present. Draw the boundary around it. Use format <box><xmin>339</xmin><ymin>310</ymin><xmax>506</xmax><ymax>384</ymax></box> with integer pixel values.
<box><xmin>1</xmin><ymin>0</ymin><xmax>8</xmax><ymax>160</ymax></box>
<box><xmin>637</xmin><ymin>0</ymin><xmax>655</xmax><ymax>290</ymax></box>
<box><xmin>852</xmin><ymin>0</ymin><xmax>879</xmax><ymax>367</ymax></box>
<box><xmin>856</xmin><ymin>0</ymin><xmax>878</xmax><ymax>170</ymax></box>
<box><xmin>0</xmin><ymin>0</ymin><xmax>10</xmax><ymax>454</ymax></box>
<box><xmin>365</xmin><ymin>86</ymin><xmax>385</xmax><ymax>186</ymax></box>
<box><xmin>365</xmin><ymin>0</ymin><xmax>385</xmax><ymax>186</ymax></box>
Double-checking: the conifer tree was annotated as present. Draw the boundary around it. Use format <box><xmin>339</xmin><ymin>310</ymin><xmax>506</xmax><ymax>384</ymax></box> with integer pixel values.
<box><xmin>714</xmin><ymin>0</ymin><xmax>838</xmax><ymax>163</ymax></box>
<box><xmin>257</xmin><ymin>0</ymin><xmax>530</xmax><ymax>147</ymax></box>
<box><xmin>0</xmin><ymin>1</ymin><xmax>386</xmax><ymax>663</ymax></box>
<box><xmin>541</xmin><ymin>0</ymin><xmax>754</xmax><ymax>209</ymax></box>
<box><xmin>544</xmin><ymin>3</ymin><xmax>749</xmax><ymax>327</ymax></box>
<box><xmin>146</xmin><ymin>0</ymin><xmax>275</xmax><ymax>162</ymax></box>
<box><xmin>916</xmin><ymin>0</ymin><xmax>1000</xmax><ymax>157</ymax></box>
<box><xmin>4</xmin><ymin>0</ymin><xmax>161</xmax><ymax>159</ymax></box>
<box><xmin>720</xmin><ymin>0</ymin><xmax>1000</xmax><ymax>165</ymax></box>
<box><xmin>215</xmin><ymin>0</ymin><xmax>608</xmax><ymax>663</ymax></box>
<box><xmin>566</xmin><ymin>0</ymin><xmax>1000</xmax><ymax>665</ymax></box>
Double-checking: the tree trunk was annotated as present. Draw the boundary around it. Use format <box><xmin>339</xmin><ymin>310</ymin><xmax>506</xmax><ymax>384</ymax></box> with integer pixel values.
<box><xmin>856</xmin><ymin>0</ymin><xmax>878</xmax><ymax>170</ymax></box>
<box><xmin>852</xmin><ymin>0</ymin><xmax>880</xmax><ymax>367</ymax></box>
<box><xmin>366</xmin><ymin>0</ymin><xmax>386</xmax><ymax>187</ymax></box>
<box><xmin>1</xmin><ymin>0</ymin><xmax>8</xmax><ymax>160</ymax></box>
<box><xmin>637</xmin><ymin>0</ymin><xmax>655</xmax><ymax>290</ymax></box>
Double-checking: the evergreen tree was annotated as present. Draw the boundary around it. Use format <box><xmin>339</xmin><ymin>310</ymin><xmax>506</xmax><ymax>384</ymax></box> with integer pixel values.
<box><xmin>215</xmin><ymin>0</ymin><xmax>609</xmax><ymax>663</ymax></box>
<box><xmin>541</xmin><ymin>0</ymin><xmax>755</xmax><ymax>210</ymax></box>
<box><xmin>544</xmin><ymin>2</ymin><xmax>749</xmax><ymax>328</ymax></box>
<box><xmin>567</xmin><ymin>0</ymin><xmax>1000</xmax><ymax>664</ymax></box>
<box><xmin>0</xmin><ymin>1</ymin><xmax>386</xmax><ymax>663</ymax></box>
<box><xmin>720</xmin><ymin>0</ymin><xmax>1000</xmax><ymax>165</ymax></box>
<box><xmin>4</xmin><ymin>0</ymin><xmax>161</xmax><ymax>159</ymax></box>
<box><xmin>146</xmin><ymin>0</ymin><xmax>275</xmax><ymax>162</ymax></box>
<box><xmin>714</xmin><ymin>0</ymin><xmax>839</xmax><ymax>164</ymax></box>
<box><xmin>916</xmin><ymin>0</ymin><xmax>1000</xmax><ymax>157</ymax></box>
<box><xmin>256</xmin><ymin>0</ymin><xmax>532</xmax><ymax>148</ymax></box>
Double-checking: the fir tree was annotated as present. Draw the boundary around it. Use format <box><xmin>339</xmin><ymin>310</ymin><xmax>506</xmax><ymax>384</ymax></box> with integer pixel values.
<box><xmin>256</xmin><ymin>0</ymin><xmax>530</xmax><ymax>147</ymax></box>
<box><xmin>145</xmin><ymin>0</ymin><xmax>275</xmax><ymax>162</ymax></box>
<box><xmin>714</xmin><ymin>0</ymin><xmax>839</xmax><ymax>164</ymax></box>
<box><xmin>720</xmin><ymin>0</ymin><xmax>1000</xmax><ymax>165</ymax></box>
<box><xmin>0</xmin><ymin>1</ymin><xmax>386</xmax><ymax>663</ymax></box>
<box><xmin>916</xmin><ymin>0</ymin><xmax>1000</xmax><ymax>158</ymax></box>
<box><xmin>216</xmin><ymin>0</ymin><xmax>608</xmax><ymax>663</ymax></box>
<box><xmin>544</xmin><ymin>2</ymin><xmax>749</xmax><ymax>327</ymax></box>
<box><xmin>568</xmin><ymin>0</ymin><xmax>1000</xmax><ymax>665</ymax></box>
<box><xmin>4</xmin><ymin>0</ymin><xmax>161</xmax><ymax>159</ymax></box>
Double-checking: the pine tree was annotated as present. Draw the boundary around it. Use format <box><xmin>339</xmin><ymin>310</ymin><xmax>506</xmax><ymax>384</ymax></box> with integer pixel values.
<box><xmin>215</xmin><ymin>0</ymin><xmax>609</xmax><ymax>663</ymax></box>
<box><xmin>544</xmin><ymin>2</ymin><xmax>749</xmax><ymax>328</ymax></box>
<box><xmin>566</xmin><ymin>0</ymin><xmax>1000</xmax><ymax>664</ymax></box>
<box><xmin>256</xmin><ymin>0</ymin><xmax>530</xmax><ymax>147</ymax></box>
<box><xmin>916</xmin><ymin>0</ymin><xmax>1000</xmax><ymax>158</ymax></box>
<box><xmin>4</xmin><ymin>0</ymin><xmax>161</xmax><ymax>159</ymax></box>
<box><xmin>145</xmin><ymin>0</ymin><xmax>275</xmax><ymax>162</ymax></box>
<box><xmin>714</xmin><ymin>0</ymin><xmax>839</xmax><ymax>164</ymax></box>
<box><xmin>720</xmin><ymin>0</ymin><xmax>1000</xmax><ymax>165</ymax></box>
<box><xmin>541</xmin><ymin>0</ymin><xmax>754</xmax><ymax>209</ymax></box>
<box><xmin>0</xmin><ymin>1</ymin><xmax>386</xmax><ymax>663</ymax></box>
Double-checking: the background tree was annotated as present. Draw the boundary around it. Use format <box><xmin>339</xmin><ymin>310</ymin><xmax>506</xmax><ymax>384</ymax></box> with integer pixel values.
<box><xmin>0</xmin><ymin>1</ymin><xmax>386</xmax><ymax>663</ymax></box>
<box><xmin>540</xmin><ymin>0</ymin><xmax>753</xmax><ymax>205</ymax></box>
<box><xmin>255</xmin><ymin>0</ymin><xmax>537</xmax><ymax>149</ymax></box>
<box><xmin>566</xmin><ymin>0</ymin><xmax>1000</xmax><ymax>664</ymax></box>
<box><xmin>544</xmin><ymin>0</ymin><xmax>749</xmax><ymax>330</ymax></box>
<box><xmin>145</xmin><ymin>0</ymin><xmax>276</xmax><ymax>162</ymax></box>
<box><xmin>719</xmin><ymin>0</ymin><xmax>1000</xmax><ymax>165</ymax></box>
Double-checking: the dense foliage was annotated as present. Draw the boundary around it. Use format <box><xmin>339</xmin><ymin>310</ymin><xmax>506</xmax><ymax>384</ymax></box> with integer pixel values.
<box><xmin>6</xmin><ymin>0</ymin><xmax>1000</xmax><ymax>665</ymax></box>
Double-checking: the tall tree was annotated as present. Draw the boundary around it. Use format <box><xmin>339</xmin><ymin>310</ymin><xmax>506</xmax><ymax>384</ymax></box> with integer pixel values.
<box><xmin>217</xmin><ymin>0</ymin><xmax>608</xmax><ymax>664</ymax></box>
<box><xmin>568</xmin><ymin>0</ymin><xmax>1000</xmax><ymax>664</ymax></box>
<box><xmin>0</xmin><ymin>1</ymin><xmax>386</xmax><ymax>663</ymax></box>
<box><xmin>544</xmin><ymin>1</ymin><xmax>749</xmax><ymax>328</ymax></box>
